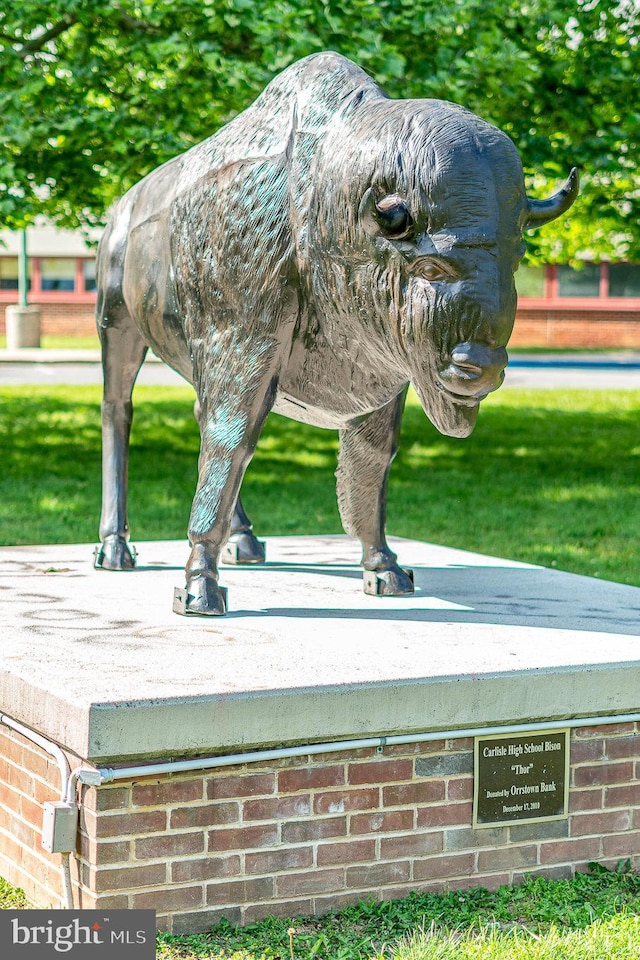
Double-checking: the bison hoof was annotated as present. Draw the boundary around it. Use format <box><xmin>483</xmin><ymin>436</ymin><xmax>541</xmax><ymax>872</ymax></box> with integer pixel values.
<box><xmin>363</xmin><ymin>566</ymin><xmax>414</xmax><ymax>598</ymax></box>
<box><xmin>94</xmin><ymin>536</ymin><xmax>137</xmax><ymax>571</ymax></box>
<box><xmin>222</xmin><ymin>531</ymin><xmax>266</xmax><ymax>565</ymax></box>
<box><xmin>173</xmin><ymin>578</ymin><xmax>228</xmax><ymax>616</ymax></box>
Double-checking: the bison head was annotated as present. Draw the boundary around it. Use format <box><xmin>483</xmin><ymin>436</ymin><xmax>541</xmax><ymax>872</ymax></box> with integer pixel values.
<box><xmin>306</xmin><ymin>96</ymin><xmax>578</xmax><ymax>437</ymax></box>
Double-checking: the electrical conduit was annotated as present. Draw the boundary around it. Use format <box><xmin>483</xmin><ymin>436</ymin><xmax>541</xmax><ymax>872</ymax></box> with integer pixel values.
<box><xmin>0</xmin><ymin>713</ymin><xmax>74</xmax><ymax>909</ymax></box>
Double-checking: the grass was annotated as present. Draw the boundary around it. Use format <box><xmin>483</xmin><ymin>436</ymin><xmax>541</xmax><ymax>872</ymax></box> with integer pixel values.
<box><xmin>0</xmin><ymin>385</ymin><xmax>638</xmax><ymax>586</ymax></box>
<box><xmin>379</xmin><ymin>915</ymin><xmax>640</xmax><ymax>960</ymax></box>
<box><xmin>3</xmin><ymin>865</ymin><xmax>640</xmax><ymax>959</ymax></box>
<box><xmin>0</xmin><ymin>334</ymin><xmax>100</xmax><ymax>349</ymax></box>
<box><xmin>156</xmin><ymin>867</ymin><xmax>640</xmax><ymax>958</ymax></box>
<box><xmin>153</xmin><ymin>867</ymin><xmax>640</xmax><ymax>959</ymax></box>
<box><xmin>0</xmin><ymin>877</ymin><xmax>28</xmax><ymax>910</ymax></box>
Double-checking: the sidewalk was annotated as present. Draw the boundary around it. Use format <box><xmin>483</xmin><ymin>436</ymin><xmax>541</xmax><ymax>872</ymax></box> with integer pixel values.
<box><xmin>0</xmin><ymin>348</ymin><xmax>124</xmax><ymax>363</ymax></box>
<box><xmin>1</xmin><ymin>348</ymin><xmax>640</xmax><ymax>389</ymax></box>
<box><xmin>1</xmin><ymin>348</ymin><xmax>640</xmax><ymax>366</ymax></box>
<box><xmin>0</xmin><ymin>347</ymin><xmax>182</xmax><ymax>388</ymax></box>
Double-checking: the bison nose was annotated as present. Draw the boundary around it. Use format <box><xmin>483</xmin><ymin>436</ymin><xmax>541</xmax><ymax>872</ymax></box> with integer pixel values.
<box><xmin>439</xmin><ymin>342</ymin><xmax>508</xmax><ymax>398</ymax></box>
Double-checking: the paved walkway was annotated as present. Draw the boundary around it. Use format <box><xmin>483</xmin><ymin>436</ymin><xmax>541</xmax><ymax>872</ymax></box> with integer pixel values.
<box><xmin>504</xmin><ymin>351</ymin><xmax>640</xmax><ymax>390</ymax></box>
<box><xmin>1</xmin><ymin>349</ymin><xmax>640</xmax><ymax>389</ymax></box>
<box><xmin>0</xmin><ymin>349</ymin><xmax>187</xmax><ymax>388</ymax></box>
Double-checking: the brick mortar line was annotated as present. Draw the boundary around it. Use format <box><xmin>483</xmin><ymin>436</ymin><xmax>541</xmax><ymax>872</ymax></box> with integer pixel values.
<box><xmin>80</xmin><ymin>752</ymin><xmax>636</xmax><ymax>815</ymax></box>
<box><xmin>574</xmin><ymin>726</ymin><xmax>638</xmax><ymax>738</ymax></box>
<box><xmin>94</xmin><ymin>845</ymin><xmax>314</xmax><ymax>870</ymax></box>
<box><xmin>0</xmin><ymin>855</ymin><xmax>60</xmax><ymax>906</ymax></box>
<box><xmin>0</xmin><ymin>729</ymin><xmax>78</xmax><ymax>774</ymax></box>
<box><xmin>0</xmin><ymin>828</ymin><xmax>56</xmax><ymax>870</ymax></box>
<box><xmin>84</xmin><ymin>825</ymin><xmax>632</xmax><ymax>881</ymax></box>
<box><xmin>81</xmin><ymin>807</ymin><xmax>637</xmax><ymax>860</ymax></box>
<box><xmin>109</xmin><ymin>841</ymin><xmax>630</xmax><ymax>917</ymax></box>
<box><xmin>0</xmin><ymin>805</ymin><xmax>46</xmax><ymax>837</ymax></box>
<box><xmin>85</xmin><ymin>785</ymin><xmax>633</xmax><ymax>817</ymax></box>
<box><xmin>90</xmin><ymin>863</ymin><xmax>639</xmax><ymax>909</ymax></box>
<box><xmin>87</xmin><ymin>750</ymin><xmax>471</xmax><ymax>813</ymax></box>
<box><xmin>3</xmin><ymin>760</ymin><xmax>60</xmax><ymax>792</ymax></box>
<box><xmin>122</xmin><ymin>800</ymin><xmax>443</xmax><ymax>820</ymax></box>
<box><xmin>86</xmin><ymin>732</ymin><xmax>638</xmax><ymax>812</ymax></box>
<box><xmin>0</xmin><ymin>860</ymin><xmax>63</xmax><ymax>906</ymax></box>
<box><xmin>97</xmin><ymin>778</ymin><xmax>630</xmax><ymax>821</ymax></box>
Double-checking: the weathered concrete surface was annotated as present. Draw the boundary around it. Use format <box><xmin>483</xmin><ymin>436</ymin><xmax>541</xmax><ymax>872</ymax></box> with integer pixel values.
<box><xmin>0</xmin><ymin>536</ymin><xmax>638</xmax><ymax>761</ymax></box>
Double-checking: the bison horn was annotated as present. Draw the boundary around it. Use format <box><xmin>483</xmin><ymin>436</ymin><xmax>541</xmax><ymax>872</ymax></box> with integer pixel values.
<box><xmin>525</xmin><ymin>167</ymin><xmax>579</xmax><ymax>229</ymax></box>
<box><xmin>359</xmin><ymin>188</ymin><xmax>414</xmax><ymax>240</ymax></box>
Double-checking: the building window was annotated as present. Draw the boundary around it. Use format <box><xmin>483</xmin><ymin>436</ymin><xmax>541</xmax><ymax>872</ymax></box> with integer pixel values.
<box><xmin>40</xmin><ymin>258</ymin><xmax>76</xmax><ymax>292</ymax></box>
<box><xmin>557</xmin><ymin>263</ymin><xmax>601</xmax><ymax>297</ymax></box>
<box><xmin>82</xmin><ymin>258</ymin><xmax>97</xmax><ymax>292</ymax></box>
<box><xmin>0</xmin><ymin>257</ymin><xmax>30</xmax><ymax>291</ymax></box>
<box><xmin>516</xmin><ymin>264</ymin><xmax>545</xmax><ymax>298</ymax></box>
<box><xmin>609</xmin><ymin>263</ymin><xmax>640</xmax><ymax>298</ymax></box>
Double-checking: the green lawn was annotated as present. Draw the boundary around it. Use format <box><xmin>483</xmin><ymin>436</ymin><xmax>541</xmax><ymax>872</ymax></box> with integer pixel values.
<box><xmin>0</xmin><ymin>385</ymin><xmax>638</xmax><ymax>586</ymax></box>
<box><xmin>379</xmin><ymin>915</ymin><xmax>640</xmax><ymax>960</ymax></box>
<box><xmin>147</xmin><ymin>868</ymin><xmax>640</xmax><ymax>959</ymax></box>
<box><xmin>3</xmin><ymin>867</ymin><xmax>640</xmax><ymax>960</ymax></box>
<box><xmin>153</xmin><ymin>868</ymin><xmax>640</xmax><ymax>959</ymax></box>
<box><xmin>0</xmin><ymin>334</ymin><xmax>100</xmax><ymax>350</ymax></box>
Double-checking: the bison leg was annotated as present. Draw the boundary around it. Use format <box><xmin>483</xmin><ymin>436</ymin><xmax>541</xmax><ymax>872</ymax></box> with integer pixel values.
<box><xmin>336</xmin><ymin>389</ymin><xmax>414</xmax><ymax>597</ymax></box>
<box><xmin>192</xmin><ymin>398</ymin><xmax>265</xmax><ymax>565</ymax></box>
<box><xmin>174</xmin><ymin>345</ymin><xmax>278</xmax><ymax>616</ymax></box>
<box><xmin>222</xmin><ymin>494</ymin><xmax>266</xmax><ymax>565</ymax></box>
<box><xmin>95</xmin><ymin>316</ymin><xmax>148</xmax><ymax>571</ymax></box>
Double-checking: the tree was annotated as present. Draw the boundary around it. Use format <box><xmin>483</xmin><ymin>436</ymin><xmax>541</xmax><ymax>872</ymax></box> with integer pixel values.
<box><xmin>1</xmin><ymin>0</ymin><xmax>638</xmax><ymax>261</ymax></box>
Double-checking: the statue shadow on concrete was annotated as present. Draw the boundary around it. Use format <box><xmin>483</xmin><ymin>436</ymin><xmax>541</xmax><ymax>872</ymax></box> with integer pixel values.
<box><xmin>211</xmin><ymin>563</ymin><xmax>640</xmax><ymax>636</ymax></box>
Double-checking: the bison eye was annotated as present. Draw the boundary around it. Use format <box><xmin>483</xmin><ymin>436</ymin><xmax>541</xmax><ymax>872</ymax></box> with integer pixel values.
<box><xmin>412</xmin><ymin>257</ymin><xmax>460</xmax><ymax>282</ymax></box>
<box><xmin>359</xmin><ymin>188</ymin><xmax>414</xmax><ymax>240</ymax></box>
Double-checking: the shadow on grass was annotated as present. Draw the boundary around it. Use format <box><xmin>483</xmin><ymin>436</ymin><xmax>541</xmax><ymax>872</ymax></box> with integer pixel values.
<box><xmin>0</xmin><ymin>386</ymin><xmax>638</xmax><ymax>587</ymax></box>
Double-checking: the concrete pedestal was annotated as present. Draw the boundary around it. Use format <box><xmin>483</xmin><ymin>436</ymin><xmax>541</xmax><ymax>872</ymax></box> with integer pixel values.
<box><xmin>0</xmin><ymin>536</ymin><xmax>639</xmax><ymax>929</ymax></box>
<box><xmin>5</xmin><ymin>305</ymin><xmax>41</xmax><ymax>349</ymax></box>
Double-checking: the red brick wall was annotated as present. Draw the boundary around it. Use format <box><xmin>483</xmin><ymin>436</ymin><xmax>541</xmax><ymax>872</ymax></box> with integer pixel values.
<box><xmin>511</xmin><ymin>310</ymin><xmax>640</xmax><ymax>348</ymax></box>
<box><xmin>0</xmin><ymin>301</ymin><xmax>639</xmax><ymax>348</ymax></box>
<box><xmin>0</xmin><ymin>303</ymin><xmax>96</xmax><ymax>338</ymax></box>
<box><xmin>0</xmin><ymin>726</ymin><xmax>76</xmax><ymax>907</ymax></box>
<box><xmin>2</xmin><ymin>723</ymin><xmax>639</xmax><ymax>932</ymax></box>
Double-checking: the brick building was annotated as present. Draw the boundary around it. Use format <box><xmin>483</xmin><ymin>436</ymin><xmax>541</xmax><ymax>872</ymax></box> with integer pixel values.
<box><xmin>510</xmin><ymin>262</ymin><xmax>640</xmax><ymax>349</ymax></box>
<box><xmin>1</xmin><ymin>226</ymin><xmax>639</xmax><ymax>348</ymax></box>
<box><xmin>0</xmin><ymin>224</ymin><xmax>99</xmax><ymax>340</ymax></box>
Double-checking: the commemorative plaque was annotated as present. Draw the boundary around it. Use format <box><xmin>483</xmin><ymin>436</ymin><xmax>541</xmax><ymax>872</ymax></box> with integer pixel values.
<box><xmin>473</xmin><ymin>729</ymin><xmax>569</xmax><ymax>828</ymax></box>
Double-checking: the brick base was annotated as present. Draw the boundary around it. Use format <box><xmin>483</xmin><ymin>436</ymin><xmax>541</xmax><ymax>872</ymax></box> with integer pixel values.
<box><xmin>1</xmin><ymin>723</ymin><xmax>639</xmax><ymax>932</ymax></box>
<box><xmin>0</xmin><ymin>726</ymin><xmax>72</xmax><ymax>907</ymax></box>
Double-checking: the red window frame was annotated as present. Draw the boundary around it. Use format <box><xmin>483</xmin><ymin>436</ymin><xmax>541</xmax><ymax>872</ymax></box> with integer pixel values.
<box><xmin>519</xmin><ymin>263</ymin><xmax>640</xmax><ymax>312</ymax></box>
<box><xmin>0</xmin><ymin>256</ymin><xmax>97</xmax><ymax>304</ymax></box>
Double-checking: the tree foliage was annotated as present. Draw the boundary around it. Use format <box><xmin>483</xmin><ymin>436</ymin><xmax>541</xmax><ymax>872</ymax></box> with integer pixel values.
<box><xmin>1</xmin><ymin>0</ymin><xmax>638</xmax><ymax>261</ymax></box>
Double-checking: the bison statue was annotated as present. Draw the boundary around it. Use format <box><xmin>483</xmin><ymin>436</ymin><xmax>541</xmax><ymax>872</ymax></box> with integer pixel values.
<box><xmin>94</xmin><ymin>52</ymin><xmax>578</xmax><ymax>616</ymax></box>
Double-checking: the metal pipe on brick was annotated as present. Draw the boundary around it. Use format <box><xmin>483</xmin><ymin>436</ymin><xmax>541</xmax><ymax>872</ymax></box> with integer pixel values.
<box><xmin>72</xmin><ymin>713</ymin><xmax>640</xmax><ymax>787</ymax></box>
